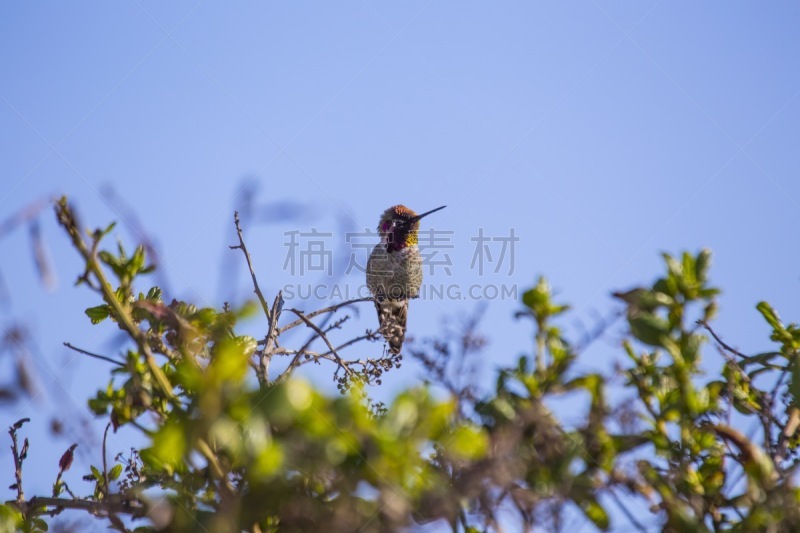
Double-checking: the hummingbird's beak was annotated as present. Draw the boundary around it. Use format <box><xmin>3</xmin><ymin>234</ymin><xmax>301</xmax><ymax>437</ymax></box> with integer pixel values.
<box><xmin>404</xmin><ymin>205</ymin><xmax>446</xmax><ymax>226</ymax></box>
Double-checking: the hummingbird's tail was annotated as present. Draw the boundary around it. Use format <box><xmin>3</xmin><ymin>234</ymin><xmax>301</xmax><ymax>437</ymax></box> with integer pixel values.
<box><xmin>375</xmin><ymin>298</ymin><xmax>408</xmax><ymax>355</ymax></box>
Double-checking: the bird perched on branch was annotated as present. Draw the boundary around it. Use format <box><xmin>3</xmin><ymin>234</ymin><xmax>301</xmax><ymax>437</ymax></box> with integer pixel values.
<box><xmin>366</xmin><ymin>204</ymin><xmax>446</xmax><ymax>354</ymax></box>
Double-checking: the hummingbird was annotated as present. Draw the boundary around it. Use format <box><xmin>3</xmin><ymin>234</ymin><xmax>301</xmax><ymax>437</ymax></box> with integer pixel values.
<box><xmin>366</xmin><ymin>204</ymin><xmax>446</xmax><ymax>354</ymax></box>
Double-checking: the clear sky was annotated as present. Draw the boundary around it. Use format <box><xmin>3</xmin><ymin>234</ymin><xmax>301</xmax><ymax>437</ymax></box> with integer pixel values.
<box><xmin>1</xmin><ymin>2</ymin><xmax>799</xmax><ymax>531</ymax></box>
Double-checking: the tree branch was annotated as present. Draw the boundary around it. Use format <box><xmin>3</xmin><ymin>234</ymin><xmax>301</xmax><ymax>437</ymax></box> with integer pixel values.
<box><xmin>63</xmin><ymin>342</ymin><xmax>124</xmax><ymax>367</ymax></box>
<box><xmin>277</xmin><ymin>297</ymin><xmax>372</xmax><ymax>335</ymax></box>
<box><xmin>288</xmin><ymin>309</ymin><xmax>351</xmax><ymax>377</ymax></box>
<box><xmin>229</xmin><ymin>210</ymin><xmax>271</xmax><ymax>324</ymax></box>
<box><xmin>8</xmin><ymin>418</ymin><xmax>29</xmax><ymax>503</ymax></box>
<box><xmin>54</xmin><ymin>198</ymin><xmax>173</xmax><ymax>400</ymax></box>
<box><xmin>7</xmin><ymin>494</ymin><xmax>147</xmax><ymax>519</ymax></box>
<box><xmin>697</xmin><ymin>319</ymin><xmax>748</xmax><ymax>359</ymax></box>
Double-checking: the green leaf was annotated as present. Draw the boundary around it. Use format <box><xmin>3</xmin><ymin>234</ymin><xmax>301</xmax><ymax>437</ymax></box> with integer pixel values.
<box><xmin>695</xmin><ymin>248</ymin><xmax>712</xmax><ymax>282</ymax></box>
<box><xmin>790</xmin><ymin>355</ymin><xmax>800</xmax><ymax>408</ymax></box>
<box><xmin>629</xmin><ymin>313</ymin><xmax>670</xmax><ymax>346</ymax></box>
<box><xmin>681</xmin><ymin>251</ymin><xmax>696</xmax><ymax>286</ymax></box>
<box><xmin>522</xmin><ymin>276</ymin><xmax>569</xmax><ymax>321</ymax></box>
<box><xmin>109</xmin><ymin>464</ymin><xmax>123</xmax><ymax>481</ymax></box>
<box><xmin>757</xmin><ymin>301</ymin><xmax>783</xmax><ymax>331</ymax></box>
<box><xmin>146</xmin><ymin>286</ymin><xmax>162</xmax><ymax>301</ymax></box>
<box><xmin>0</xmin><ymin>504</ymin><xmax>23</xmax><ymax>531</ymax></box>
<box><xmin>130</xmin><ymin>245</ymin><xmax>146</xmax><ymax>275</ymax></box>
<box><xmin>88</xmin><ymin>396</ymin><xmax>109</xmax><ymax>416</ymax></box>
<box><xmin>85</xmin><ymin>304</ymin><xmax>110</xmax><ymax>324</ymax></box>
<box><xmin>579</xmin><ymin>496</ymin><xmax>609</xmax><ymax>530</ymax></box>
<box><xmin>445</xmin><ymin>425</ymin><xmax>489</xmax><ymax>461</ymax></box>
<box><xmin>211</xmin><ymin>337</ymin><xmax>251</xmax><ymax>384</ymax></box>
<box><xmin>663</xmin><ymin>252</ymin><xmax>683</xmax><ymax>278</ymax></box>
<box><xmin>91</xmin><ymin>465</ymin><xmax>103</xmax><ymax>483</ymax></box>
<box><xmin>100</xmin><ymin>222</ymin><xmax>116</xmax><ymax>237</ymax></box>
<box><xmin>98</xmin><ymin>250</ymin><xmax>120</xmax><ymax>269</ymax></box>
<box><xmin>146</xmin><ymin>422</ymin><xmax>187</xmax><ymax>470</ymax></box>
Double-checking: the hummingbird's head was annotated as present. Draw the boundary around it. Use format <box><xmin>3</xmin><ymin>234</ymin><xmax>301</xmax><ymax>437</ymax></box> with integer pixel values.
<box><xmin>377</xmin><ymin>204</ymin><xmax>446</xmax><ymax>251</ymax></box>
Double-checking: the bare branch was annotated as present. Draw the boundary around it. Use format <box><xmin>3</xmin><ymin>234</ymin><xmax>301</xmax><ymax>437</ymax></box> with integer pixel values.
<box><xmin>288</xmin><ymin>309</ymin><xmax>351</xmax><ymax>377</ymax></box>
<box><xmin>277</xmin><ymin>297</ymin><xmax>372</xmax><ymax>334</ymax></box>
<box><xmin>698</xmin><ymin>320</ymin><xmax>748</xmax><ymax>359</ymax></box>
<box><xmin>606</xmin><ymin>487</ymin><xmax>647</xmax><ymax>532</ymax></box>
<box><xmin>275</xmin><ymin>330</ymin><xmax>381</xmax><ymax>381</ymax></box>
<box><xmin>230</xmin><ymin>210</ymin><xmax>271</xmax><ymax>324</ymax></box>
<box><xmin>7</xmin><ymin>494</ymin><xmax>147</xmax><ymax>520</ymax></box>
<box><xmin>63</xmin><ymin>342</ymin><xmax>124</xmax><ymax>367</ymax></box>
<box><xmin>8</xmin><ymin>418</ymin><xmax>30</xmax><ymax>503</ymax></box>
<box><xmin>258</xmin><ymin>291</ymin><xmax>284</xmax><ymax>386</ymax></box>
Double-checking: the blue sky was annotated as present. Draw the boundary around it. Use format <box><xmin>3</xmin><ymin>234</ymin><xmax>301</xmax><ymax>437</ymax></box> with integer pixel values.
<box><xmin>1</xmin><ymin>2</ymin><xmax>799</xmax><ymax>530</ymax></box>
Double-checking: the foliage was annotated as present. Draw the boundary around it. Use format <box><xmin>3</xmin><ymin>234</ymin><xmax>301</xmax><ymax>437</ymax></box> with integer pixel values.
<box><xmin>3</xmin><ymin>197</ymin><xmax>800</xmax><ymax>532</ymax></box>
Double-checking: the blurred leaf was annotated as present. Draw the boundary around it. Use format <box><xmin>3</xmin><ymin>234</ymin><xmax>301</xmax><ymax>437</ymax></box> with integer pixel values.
<box><xmin>629</xmin><ymin>313</ymin><xmax>670</xmax><ymax>346</ymax></box>
<box><xmin>109</xmin><ymin>464</ymin><xmax>123</xmax><ymax>481</ymax></box>
<box><xmin>522</xmin><ymin>276</ymin><xmax>569</xmax><ymax>322</ymax></box>
<box><xmin>211</xmin><ymin>336</ymin><xmax>255</xmax><ymax>384</ymax></box>
<box><xmin>85</xmin><ymin>304</ymin><xmax>110</xmax><ymax>324</ymax></box>
<box><xmin>663</xmin><ymin>253</ymin><xmax>683</xmax><ymax>279</ymax></box>
<box><xmin>0</xmin><ymin>505</ymin><xmax>22</xmax><ymax>531</ymax></box>
<box><xmin>145</xmin><ymin>286</ymin><xmax>162</xmax><ymax>300</ymax></box>
<box><xmin>757</xmin><ymin>301</ymin><xmax>783</xmax><ymax>331</ymax></box>
<box><xmin>695</xmin><ymin>248</ymin><xmax>712</xmax><ymax>282</ymax></box>
<box><xmin>579</xmin><ymin>496</ymin><xmax>609</xmax><ymax>530</ymax></box>
<box><xmin>146</xmin><ymin>422</ymin><xmax>187</xmax><ymax>470</ymax></box>
<box><xmin>445</xmin><ymin>425</ymin><xmax>488</xmax><ymax>461</ymax></box>
<box><xmin>130</xmin><ymin>245</ymin><xmax>146</xmax><ymax>275</ymax></box>
<box><xmin>101</xmin><ymin>222</ymin><xmax>116</xmax><ymax>237</ymax></box>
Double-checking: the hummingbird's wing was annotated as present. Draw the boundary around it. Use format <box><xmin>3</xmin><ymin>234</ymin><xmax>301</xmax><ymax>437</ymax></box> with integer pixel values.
<box><xmin>375</xmin><ymin>299</ymin><xmax>408</xmax><ymax>355</ymax></box>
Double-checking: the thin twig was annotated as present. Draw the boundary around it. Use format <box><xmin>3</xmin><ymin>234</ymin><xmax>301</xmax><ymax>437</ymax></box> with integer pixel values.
<box><xmin>102</xmin><ymin>423</ymin><xmax>111</xmax><ymax>497</ymax></box>
<box><xmin>8</xmin><ymin>418</ymin><xmax>29</xmax><ymax>503</ymax></box>
<box><xmin>289</xmin><ymin>309</ymin><xmax>351</xmax><ymax>376</ymax></box>
<box><xmin>607</xmin><ymin>487</ymin><xmax>647</xmax><ymax>532</ymax></box>
<box><xmin>230</xmin><ymin>211</ymin><xmax>271</xmax><ymax>324</ymax></box>
<box><xmin>698</xmin><ymin>320</ymin><xmax>748</xmax><ymax>359</ymax></box>
<box><xmin>326</xmin><ymin>331</ymin><xmax>379</xmax><ymax>355</ymax></box>
<box><xmin>259</xmin><ymin>291</ymin><xmax>284</xmax><ymax>386</ymax></box>
<box><xmin>701</xmin><ymin>319</ymin><xmax>797</xmax><ymax>466</ymax></box>
<box><xmin>63</xmin><ymin>342</ymin><xmax>124</xmax><ymax>367</ymax></box>
<box><xmin>275</xmin><ymin>330</ymin><xmax>379</xmax><ymax>381</ymax></box>
<box><xmin>278</xmin><ymin>297</ymin><xmax>372</xmax><ymax>334</ymax></box>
